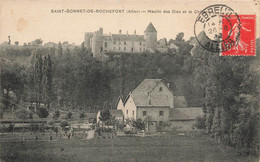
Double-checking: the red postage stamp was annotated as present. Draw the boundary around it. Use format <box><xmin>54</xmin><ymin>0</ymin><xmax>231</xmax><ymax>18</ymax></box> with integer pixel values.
<box><xmin>221</xmin><ymin>15</ymin><xmax>256</xmax><ymax>56</ymax></box>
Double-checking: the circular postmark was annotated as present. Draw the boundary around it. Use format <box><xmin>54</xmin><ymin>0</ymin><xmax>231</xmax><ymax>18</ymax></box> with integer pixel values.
<box><xmin>194</xmin><ymin>4</ymin><xmax>241</xmax><ymax>53</ymax></box>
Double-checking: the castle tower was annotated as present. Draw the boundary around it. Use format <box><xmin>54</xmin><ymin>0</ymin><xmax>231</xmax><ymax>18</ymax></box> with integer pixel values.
<box><xmin>92</xmin><ymin>28</ymin><xmax>103</xmax><ymax>59</ymax></box>
<box><xmin>144</xmin><ymin>22</ymin><xmax>157</xmax><ymax>52</ymax></box>
<box><xmin>84</xmin><ymin>32</ymin><xmax>93</xmax><ymax>49</ymax></box>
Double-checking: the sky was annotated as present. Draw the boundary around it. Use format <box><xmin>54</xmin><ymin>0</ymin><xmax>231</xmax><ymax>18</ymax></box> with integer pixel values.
<box><xmin>0</xmin><ymin>0</ymin><xmax>259</xmax><ymax>45</ymax></box>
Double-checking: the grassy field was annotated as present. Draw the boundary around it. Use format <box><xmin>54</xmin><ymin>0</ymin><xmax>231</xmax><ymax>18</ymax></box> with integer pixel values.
<box><xmin>0</xmin><ymin>134</ymin><xmax>258</xmax><ymax>162</ymax></box>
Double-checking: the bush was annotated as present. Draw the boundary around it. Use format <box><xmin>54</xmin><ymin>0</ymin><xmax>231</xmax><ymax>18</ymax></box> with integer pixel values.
<box><xmin>53</xmin><ymin>109</ymin><xmax>60</xmax><ymax>120</ymax></box>
<box><xmin>79</xmin><ymin>112</ymin><xmax>86</xmax><ymax>119</ymax></box>
<box><xmin>133</xmin><ymin>119</ymin><xmax>146</xmax><ymax>130</ymax></box>
<box><xmin>66</xmin><ymin>111</ymin><xmax>72</xmax><ymax>119</ymax></box>
<box><xmin>37</xmin><ymin>107</ymin><xmax>49</xmax><ymax>119</ymax></box>
<box><xmin>60</xmin><ymin>121</ymin><xmax>69</xmax><ymax>131</ymax></box>
<box><xmin>95</xmin><ymin>127</ymin><xmax>113</xmax><ymax>136</ymax></box>
<box><xmin>29</xmin><ymin>111</ymin><xmax>33</xmax><ymax>119</ymax></box>
<box><xmin>7</xmin><ymin>123</ymin><xmax>14</xmax><ymax>132</ymax></box>
<box><xmin>30</xmin><ymin>123</ymin><xmax>39</xmax><ymax>132</ymax></box>
<box><xmin>14</xmin><ymin>108</ymin><xmax>30</xmax><ymax>121</ymax></box>
<box><xmin>38</xmin><ymin>123</ymin><xmax>46</xmax><ymax>132</ymax></box>
<box><xmin>194</xmin><ymin>116</ymin><xmax>206</xmax><ymax>129</ymax></box>
<box><xmin>0</xmin><ymin>108</ymin><xmax>4</xmax><ymax>119</ymax></box>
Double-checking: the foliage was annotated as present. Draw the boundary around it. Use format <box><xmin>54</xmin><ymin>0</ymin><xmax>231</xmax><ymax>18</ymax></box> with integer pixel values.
<box><xmin>99</xmin><ymin>109</ymin><xmax>111</xmax><ymax>122</ymax></box>
<box><xmin>60</xmin><ymin>120</ymin><xmax>69</xmax><ymax>131</ymax></box>
<box><xmin>53</xmin><ymin>127</ymin><xmax>58</xmax><ymax>133</ymax></box>
<box><xmin>36</xmin><ymin>107</ymin><xmax>49</xmax><ymax>119</ymax></box>
<box><xmin>7</xmin><ymin>123</ymin><xmax>14</xmax><ymax>132</ymax></box>
<box><xmin>53</xmin><ymin>109</ymin><xmax>60</xmax><ymax>120</ymax></box>
<box><xmin>14</xmin><ymin>108</ymin><xmax>30</xmax><ymax>121</ymax></box>
<box><xmin>0</xmin><ymin>108</ymin><xmax>4</xmax><ymax>119</ymax></box>
<box><xmin>194</xmin><ymin>115</ymin><xmax>206</xmax><ymax>129</ymax></box>
<box><xmin>95</xmin><ymin>126</ymin><xmax>113</xmax><ymax>136</ymax></box>
<box><xmin>30</xmin><ymin>123</ymin><xmax>39</xmax><ymax>132</ymax></box>
<box><xmin>79</xmin><ymin>112</ymin><xmax>86</xmax><ymax>119</ymax></box>
<box><xmin>175</xmin><ymin>32</ymin><xmax>184</xmax><ymax>42</ymax></box>
<box><xmin>66</xmin><ymin>111</ymin><xmax>72</xmax><ymax>119</ymax></box>
<box><xmin>193</xmin><ymin>47</ymin><xmax>259</xmax><ymax>155</ymax></box>
<box><xmin>28</xmin><ymin>111</ymin><xmax>33</xmax><ymax>119</ymax></box>
<box><xmin>133</xmin><ymin>119</ymin><xmax>146</xmax><ymax>130</ymax></box>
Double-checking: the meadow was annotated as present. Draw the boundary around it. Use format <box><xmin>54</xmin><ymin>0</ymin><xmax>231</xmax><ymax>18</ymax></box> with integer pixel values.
<box><xmin>0</xmin><ymin>133</ymin><xmax>258</xmax><ymax>162</ymax></box>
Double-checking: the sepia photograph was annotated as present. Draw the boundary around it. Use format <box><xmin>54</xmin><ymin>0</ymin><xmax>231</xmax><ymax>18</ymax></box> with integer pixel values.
<box><xmin>0</xmin><ymin>0</ymin><xmax>259</xmax><ymax>161</ymax></box>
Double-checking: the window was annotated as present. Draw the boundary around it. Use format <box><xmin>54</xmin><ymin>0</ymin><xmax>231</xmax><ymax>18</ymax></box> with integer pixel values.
<box><xmin>119</xmin><ymin>41</ymin><xmax>121</xmax><ymax>45</ymax></box>
<box><xmin>104</xmin><ymin>42</ymin><xmax>107</xmax><ymax>48</ymax></box>
<box><xmin>131</xmin><ymin>48</ymin><xmax>134</xmax><ymax>52</ymax></box>
<box><xmin>127</xmin><ymin>110</ymin><xmax>128</xmax><ymax>114</ymax></box>
<box><xmin>159</xmin><ymin>111</ymin><xmax>164</xmax><ymax>116</ymax></box>
<box><xmin>143</xmin><ymin>111</ymin><xmax>147</xmax><ymax>116</ymax></box>
<box><xmin>124</xmin><ymin>47</ymin><xmax>126</xmax><ymax>51</ymax></box>
<box><xmin>140</xmin><ymin>42</ymin><xmax>142</xmax><ymax>45</ymax></box>
<box><xmin>159</xmin><ymin>87</ymin><xmax>163</xmax><ymax>91</ymax></box>
<box><xmin>132</xmin><ymin>111</ymin><xmax>134</xmax><ymax>116</ymax></box>
<box><xmin>148</xmin><ymin>100</ymin><xmax>151</xmax><ymax>105</ymax></box>
<box><xmin>113</xmin><ymin>47</ymin><xmax>116</xmax><ymax>50</ymax></box>
<box><xmin>113</xmin><ymin>41</ymin><xmax>116</xmax><ymax>44</ymax></box>
<box><xmin>119</xmin><ymin>47</ymin><xmax>121</xmax><ymax>51</ymax></box>
<box><xmin>124</xmin><ymin>41</ymin><xmax>127</xmax><ymax>45</ymax></box>
<box><xmin>140</xmin><ymin>48</ymin><xmax>142</xmax><ymax>52</ymax></box>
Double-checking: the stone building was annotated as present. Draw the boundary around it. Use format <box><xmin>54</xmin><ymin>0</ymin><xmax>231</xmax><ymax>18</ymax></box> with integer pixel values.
<box><xmin>84</xmin><ymin>23</ymin><xmax>168</xmax><ymax>60</ymax></box>
<box><xmin>116</xmin><ymin>79</ymin><xmax>203</xmax><ymax>132</ymax></box>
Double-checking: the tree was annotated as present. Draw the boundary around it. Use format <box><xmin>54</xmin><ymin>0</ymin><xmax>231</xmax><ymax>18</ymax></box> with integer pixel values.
<box><xmin>193</xmin><ymin>48</ymin><xmax>259</xmax><ymax>155</ymax></box>
<box><xmin>37</xmin><ymin>107</ymin><xmax>49</xmax><ymax>119</ymax></box>
<box><xmin>34</xmin><ymin>39</ymin><xmax>43</xmax><ymax>46</ymax></box>
<box><xmin>175</xmin><ymin>32</ymin><xmax>184</xmax><ymax>42</ymax></box>
<box><xmin>99</xmin><ymin>109</ymin><xmax>111</xmax><ymax>122</ymax></box>
<box><xmin>1</xmin><ymin>65</ymin><xmax>24</xmax><ymax>110</ymax></box>
<box><xmin>35</xmin><ymin>54</ymin><xmax>43</xmax><ymax>108</ymax></box>
<box><xmin>46</xmin><ymin>55</ymin><xmax>53</xmax><ymax>108</ymax></box>
<box><xmin>53</xmin><ymin>109</ymin><xmax>60</xmax><ymax>120</ymax></box>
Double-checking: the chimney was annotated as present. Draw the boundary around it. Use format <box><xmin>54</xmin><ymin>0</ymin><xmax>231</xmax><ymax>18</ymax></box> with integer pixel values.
<box><xmin>134</xmin><ymin>30</ymin><xmax>136</xmax><ymax>35</ymax></box>
<box><xmin>167</xmin><ymin>83</ymin><xmax>170</xmax><ymax>88</ymax></box>
<box><xmin>119</xmin><ymin>30</ymin><xmax>121</xmax><ymax>34</ymax></box>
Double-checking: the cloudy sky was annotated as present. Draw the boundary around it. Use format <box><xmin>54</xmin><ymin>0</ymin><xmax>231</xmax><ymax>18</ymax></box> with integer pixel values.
<box><xmin>0</xmin><ymin>0</ymin><xmax>259</xmax><ymax>45</ymax></box>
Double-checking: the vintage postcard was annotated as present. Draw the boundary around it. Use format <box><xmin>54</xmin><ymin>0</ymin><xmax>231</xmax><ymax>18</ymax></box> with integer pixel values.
<box><xmin>0</xmin><ymin>0</ymin><xmax>259</xmax><ymax>161</ymax></box>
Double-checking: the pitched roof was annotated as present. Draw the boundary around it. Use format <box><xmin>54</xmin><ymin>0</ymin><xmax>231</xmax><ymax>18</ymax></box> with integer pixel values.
<box><xmin>144</xmin><ymin>23</ymin><xmax>157</xmax><ymax>32</ymax></box>
<box><xmin>130</xmin><ymin>79</ymin><xmax>174</xmax><ymax>107</ymax></box>
<box><xmin>115</xmin><ymin>95</ymin><xmax>124</xmax><ymax>107</ymax></box>
<box><xmin>169</xmin><ymin>107</ymin><xmax>203</xmax><ymax>121</ymax></box>
<box><xmin>109</xmin><ymin>109</ymin><xmax>124</xmax><ymax>117</ymax></box>
<box><xmin>111</xmin><ymin>34</ymin><xmax>145</xmax><ymax>41</ymax></box>
<box><xmin>174</xmin><ymin>96</ymin><xmax>188</xmax><ymax>108</ymax></box>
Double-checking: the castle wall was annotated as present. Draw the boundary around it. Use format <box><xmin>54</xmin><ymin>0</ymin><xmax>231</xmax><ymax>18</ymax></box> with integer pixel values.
<box><xmin>103</xmin><ymin>39</ymin><xmax>146</xmax><ymax>53</ymax></box>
